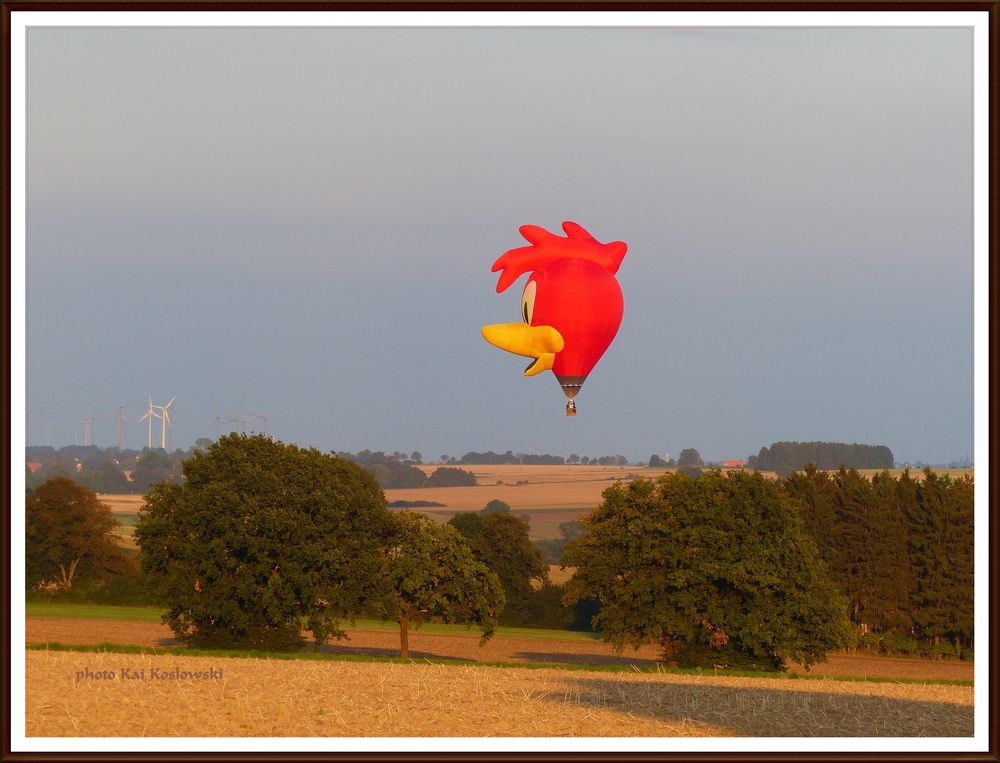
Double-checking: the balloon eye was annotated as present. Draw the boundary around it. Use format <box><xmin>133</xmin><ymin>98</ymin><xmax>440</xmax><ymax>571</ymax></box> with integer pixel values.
<box><xmin>521</xmin><ymin>281</ymin><xmax>537</xmax><ymax>324</ymax></box>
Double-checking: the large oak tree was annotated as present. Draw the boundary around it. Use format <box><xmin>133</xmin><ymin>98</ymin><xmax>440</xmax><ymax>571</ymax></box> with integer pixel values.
<box><xmin>136</xmin><ymin>434</ymin><xmax>394</xmax><ymax>650</ymax></box>
<box><xmin>564</xmin><ymin>470</ymin><xmax>851</xmax><ymax>670</ymax></box>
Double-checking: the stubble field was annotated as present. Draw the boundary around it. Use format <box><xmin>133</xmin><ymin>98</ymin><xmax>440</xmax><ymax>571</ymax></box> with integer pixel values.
<box><xmin>25</xmin><ymin>611</ymin><xmax>975</xmax><ymax>737</ymax></box>
<box><xmin>25</xmin><ymin>648</ymin><xmax>974</xmax><ymax>737</ymax></box>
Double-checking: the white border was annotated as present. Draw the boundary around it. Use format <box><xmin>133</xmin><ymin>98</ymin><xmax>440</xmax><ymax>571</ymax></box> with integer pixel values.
<box><xmin>9</xmin><ymin>9</ymin><xmax>991</xmax><ymax>755</ymax></box>
<box><xmin>3</xmin><ymin>9</ymin><xmax>994</xmax><ymax>25</ymax></box>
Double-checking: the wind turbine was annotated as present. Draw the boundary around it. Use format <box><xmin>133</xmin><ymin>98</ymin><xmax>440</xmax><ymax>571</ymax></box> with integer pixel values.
<box><xmin>208</xmin><ymin>414</ymin><xmax>226</xmax><ymax>436</ymax></box>
<box><xmin>78</xmin><ymin>411</ymin><xmax>98</xmax><ymax>447</ymax></box>
<box><xmin>224</xmin><ymin>396</ymin><xmax>251</xmax><ymax>434</ymax></box>
<box><xmin>138</xmin><ymin>397</ymin><xmax>162</xmax><ymax>450</ymax></box>
<box><xmin>151</xmin><ymin>396</ymin><xmax>176</xmax><ymax>450</ymax></box>
<box><xmin>103</xmin><ymin>401</ymin><xmax>129</xmax><ymax>450</ymax></box>
<box><xmin>248</xmin><ymin>411</ymin><xmax>272</xmax><ymax>437</ymax></box>
<box><xmin>36</xmin><ymin>404</ymin><xmax>54</xmax><ymax>446</ymax></box>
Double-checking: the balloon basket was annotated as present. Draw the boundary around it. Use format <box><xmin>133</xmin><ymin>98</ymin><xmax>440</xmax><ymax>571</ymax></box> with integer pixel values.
<box><xmin>565</xmin><ymin>401</ymin><xmax>577</xmax><ymax>417</ymax></box>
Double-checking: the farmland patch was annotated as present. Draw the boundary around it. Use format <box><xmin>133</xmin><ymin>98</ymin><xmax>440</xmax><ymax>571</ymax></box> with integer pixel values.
<box><xmin>25</xmin><ymin>649</ymin><xmax>974</xmax><ymax>737</ymax></box>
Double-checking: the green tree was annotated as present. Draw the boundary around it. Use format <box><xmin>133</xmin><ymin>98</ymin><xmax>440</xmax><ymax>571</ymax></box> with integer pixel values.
<box><xmin>450</xmin><ymin>511</ymin><xmax>547</xmax><ymax>626</ymax></box>
<box><xmin>676</xmin><ymin>448</ymin><xmax>703</xmax><ymax>467</ymax></box>
<box><xmin>447</xmin><ymin>512</ymin><xmax>483</xmax><ymax>539</ymax></box>
<box><xmin>534</xmin><ymin>519</ymin><xmax>587</xmax><ymax>565</ymax></box>
<box><xmin>480</xmin><ymin>499</ymin><xmax>511</xmax><ymax>515</ymax></box>
<box><xmin>905</xmin><ymin>469</ymin><xmax>974</xmax><ymax>656</ymax></box>
<box><xmin>42</xmin><ymin>459</ymin><xmax>73</xmax><ymax>480</ymax></box>
<box><xmin>92</xmin><ymin>461</ymin><xmax>131</xmax><ymax>493</ymax></box>
<box><xmin>783</xmin><ymin>464</ymin><xmax>839</xmax><ymax>562</ymax></box>
<box><xmin>135</xmin><ymin>434</ymin><xmax>394</xmax><ymax>650</ymax></box>
<box><xmin>425</xmin><ymin>466</ymin><xmax>477</xmax><ymax>487</ymax></box>
<box><xmin>131</xmin><ymin>450</ymin><xmax>179</xmax><ymax>493</ymax></box>
<box><xmin>377</xmin><ymin>511</ymin><xmax>504</xmax><ymax>658</ymax></box>
<box><xmin>26</xmin><ymin>477</ymin><xmax>130</xmax><ymax>589</ymax></box>
<box><xmin>827</xmin><ymin>468</ymin><xmax>913</xmax><ymax>636</ymax></box>
<box><xmin>564</xmin><ymin>471</ymin><xmax>850</xmax><ymax>670</ymax></box>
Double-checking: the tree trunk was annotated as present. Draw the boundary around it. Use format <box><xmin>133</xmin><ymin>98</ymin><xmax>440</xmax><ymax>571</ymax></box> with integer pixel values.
<box><xmin>400</xmin><ymin>612</ymin><xmax>411</xmax><ymax>659</ymax></box>
<box><xmin>58</xmin><ymin>557</ymin><xmax>80</xmax><ymax>589</ymax></box>
<box><xmin>658</xmin><ymin>634</ymin><xmax>681</xmax><ymax>667</ymax></box>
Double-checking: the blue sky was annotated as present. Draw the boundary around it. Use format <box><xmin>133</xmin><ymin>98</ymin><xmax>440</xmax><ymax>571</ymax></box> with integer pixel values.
<box><xmin>23</xmin><ymin>24</ymin><xmax>975</xmax><ymax>464</ymax></box>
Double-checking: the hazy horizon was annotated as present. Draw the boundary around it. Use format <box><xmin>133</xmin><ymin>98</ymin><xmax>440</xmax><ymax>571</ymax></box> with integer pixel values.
<box><xmin>23</xmin><ymin>25</ymin><xmax>975</xmax><ymax>466</ymax></box>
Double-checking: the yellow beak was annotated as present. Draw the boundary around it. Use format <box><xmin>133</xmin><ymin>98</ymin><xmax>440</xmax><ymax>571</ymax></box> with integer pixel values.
<box><xmin>482</xmin><ymin>323</ymin><xmax>565</xmax><ymax>376</ymax></box>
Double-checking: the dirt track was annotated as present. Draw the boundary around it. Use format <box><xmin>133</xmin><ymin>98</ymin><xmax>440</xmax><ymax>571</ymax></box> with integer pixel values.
<box><xmin>26</xmin><ymin>616</ymin><xmax>974</xmax><ymax>682</ymax></box>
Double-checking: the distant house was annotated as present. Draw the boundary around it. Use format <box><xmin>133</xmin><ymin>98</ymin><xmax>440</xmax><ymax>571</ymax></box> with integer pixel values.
<box><xmin>722</xmin><ymin>460</ymin><xmax>746</xmax><ymax>469</ymax></box>
<box><xmin>26</xmin><ymin>462</ymin><xmax>42</xmax><ymax>473</ymax></box>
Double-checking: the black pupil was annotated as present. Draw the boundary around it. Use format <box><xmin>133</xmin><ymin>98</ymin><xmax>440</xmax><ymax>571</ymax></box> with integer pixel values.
<box><xmin>523</xmin><ymin>301</ymin><xmax>530</xmax><ymax>323</ymax></box>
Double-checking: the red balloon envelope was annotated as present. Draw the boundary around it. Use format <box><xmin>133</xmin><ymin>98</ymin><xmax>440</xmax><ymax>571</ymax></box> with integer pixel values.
<box><xmin>482</xmin><ymin>221</ymin><xmax>627</xmax><ymax>415</ymax></box>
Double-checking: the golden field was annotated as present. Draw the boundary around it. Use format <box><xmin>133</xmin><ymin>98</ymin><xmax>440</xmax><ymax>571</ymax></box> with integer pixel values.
<box><xmin>26</xmin><ymin>649</ymin><xmax>973</xmax><ymax>737</ymax></box>
<box><xmin>100</xmin><ymin>464</ymin><xmax>670</xmax><ymax>517</ymax></box>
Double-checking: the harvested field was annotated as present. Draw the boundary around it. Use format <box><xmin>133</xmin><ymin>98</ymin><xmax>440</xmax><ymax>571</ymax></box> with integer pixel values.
<box><xmin>97</xmin><ymin>494</ymin><xmax>145</xmax><ymax>514</ymax></box>
<box><xmin>26</xmin><ymin>616</ymin><xmax>975</xmax><ymax>682</ymax></box>
<box><xmin>25</xmin><ymin>649</ymin><xmax>974</xmax><ymax>737</ymax></box>
<box><xmin>96</xmin><ymin>466</ymin><xmax>973</xmax><ymax>519</ymax></box>
<box><xmin>368</xmin><ymin>465</ymin><xmax>660</xmax><ymax>518</ymax></box>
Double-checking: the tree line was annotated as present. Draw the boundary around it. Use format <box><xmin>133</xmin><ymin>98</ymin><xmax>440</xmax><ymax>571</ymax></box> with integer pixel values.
<box><xmin>26</xmin><ymin>445</ymin><xmax>189</xmax><ymax>494</ymax></box>
<box><xmin>452</xmin><ymin>451</ymin><xmax>631</xmax><ymax>466</ymax></box>
<box><xmin>562</xmin><ymin>466</ymin><xmax>973</xmax><ymax>667</ymax></box>
<box><xmin>748</xmin><ymin>441</ymin><xmax>894</xmax><ymax>476</ymax></box>
<box><xmin>783</xmin><ymin>465</ymin><xmax>973</xmax><ymax>658</ymax></box>
<box><xmin>24</xmin><ymin>443</ymin><xmax>480</xmax><ymax>494</ymax></box>
<box><xmin>336</xmin><ymin>450</ymin><xmax>477</xmax><ymax>489</ymax></box>
<box><xmin>25</xmin><ymin>435</ymin><xmax>972</xmax><ymax>668</ymax></box>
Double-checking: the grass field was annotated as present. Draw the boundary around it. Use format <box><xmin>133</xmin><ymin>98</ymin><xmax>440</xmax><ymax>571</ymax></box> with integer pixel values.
<box><xmin>26</xmin><ymin>602</ymin><xmax>167</xmax><ymax>622</ymax></box>
<box><xmin>24</xmin><ymin>602</ymin><xmax>602</xmax><ymax>642</ymax></box>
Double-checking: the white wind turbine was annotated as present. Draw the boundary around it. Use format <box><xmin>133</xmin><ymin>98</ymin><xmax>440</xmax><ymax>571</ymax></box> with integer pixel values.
<box><xmin>208</xmin><ymin>414</ymin><xmax>229</xmax><ymax>437</ymax></box>
<box><xmin>224</xmin><ymin>396</ymin><xmax>251</xmax><ymax>434</ymax></box>
<box><xmin>78</xmin><ymin>411</ymin><xmax>98</xmax><ymax>447</ymax></box>
<box><xmin>248</xmin><ymin>411</ymin><xmax>272</xmax><ymax>437</ymax></box>
<box><xmin>103</xmin><ymin>401</ymin><xmax>129</xmax><ymax>450</ymax></box>
<box><xmin>36</xmin><ymin>403</ymin><xmax>54</xmax><ymax>446</ymax></box>
<box><xmin>151</xmin><ymin>396</ymin><xmax>177</xmax><ymax>450</ymax></box>
<box><xmin>138</xmin><ymin>396</ymin><xmax>162</xmax><ymax>449</ymax></box>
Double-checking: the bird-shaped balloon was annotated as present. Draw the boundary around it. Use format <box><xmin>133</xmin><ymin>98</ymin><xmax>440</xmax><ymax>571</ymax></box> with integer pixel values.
<box><xmin>482</xmin><ymin>221</ymin><xmax>627</xmax><ymax>415</ymax></box>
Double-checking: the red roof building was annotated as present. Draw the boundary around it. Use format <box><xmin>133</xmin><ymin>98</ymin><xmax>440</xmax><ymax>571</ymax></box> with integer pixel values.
<box><xmin>722</xmin><ymin>459</ymin><xmax>746</xmax><ymax>468</ymax></box>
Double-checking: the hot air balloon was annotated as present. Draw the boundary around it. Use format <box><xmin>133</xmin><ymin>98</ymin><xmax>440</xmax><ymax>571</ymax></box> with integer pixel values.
<box><xmin>482</xmin><ymin>221</ymin><xmax>627</xmax><ymax>415</ymax></box>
